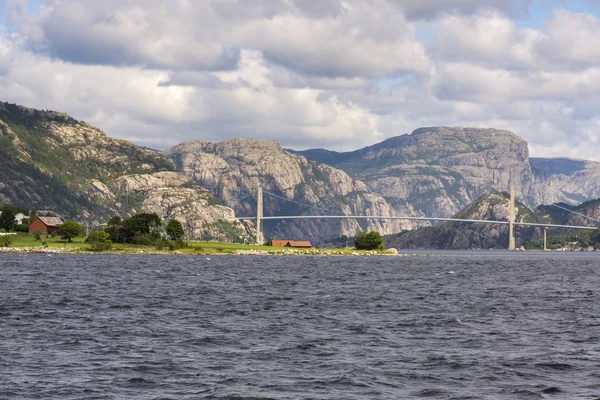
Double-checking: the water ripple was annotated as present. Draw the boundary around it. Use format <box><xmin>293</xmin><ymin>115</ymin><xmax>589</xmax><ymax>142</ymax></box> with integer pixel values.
<box><xmin>1</xmin><ymin>253</ymin><xmax>600</xmax><ymax>399</ymax></box>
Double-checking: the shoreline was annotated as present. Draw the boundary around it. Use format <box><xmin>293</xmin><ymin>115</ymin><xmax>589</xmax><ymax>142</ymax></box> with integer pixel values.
<box><xmin>0</xmin><ymin>246</ymin><xmax>407</xmax><ymax>256</ymax></box>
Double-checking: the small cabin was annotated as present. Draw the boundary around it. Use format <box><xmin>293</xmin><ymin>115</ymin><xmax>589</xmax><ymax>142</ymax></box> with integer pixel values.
<box><xmin>271</xmin><ymin>239</ymin><xmax>312</xmax><ymax>248</ymax></box>
<box><xmin>29</xmin><ymin>217</ymin><xmax>64</xmax><ymax>234</ymax></box>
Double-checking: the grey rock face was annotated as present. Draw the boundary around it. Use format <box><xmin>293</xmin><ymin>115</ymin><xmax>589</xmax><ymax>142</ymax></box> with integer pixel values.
<box><xmin>164</xmin><ymin>139</ymin><xmax>421</xmax><ymax>243</ymax></box>
<box><xmin>0</xmin><ymin>101</ymin><xmax>250</xmax><ymax>242</ymax></box>
<box><xmin>295</xmin><ymin>127</ymin><xmax>600</xmax><ymax>217</ymax></box>
<box><xmin>530</xmin><ymin>158</ymin><xmax>600</xmax><ymax>205</ymax></box>
<box><xmin>296</xmin><ymin>127</ymin><xmax>535</xmax><ymax>217</ymax></box>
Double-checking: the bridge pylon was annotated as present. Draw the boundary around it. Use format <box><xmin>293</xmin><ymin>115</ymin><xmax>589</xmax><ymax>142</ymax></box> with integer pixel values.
<box><xmin>256</xmin><ymin>185</ymin><xmax>264</xmax><ymax>245</ymax></box>
<box><xmin>508</xmin><ymin>185</ymin><xmax>516</xmax><ymax>250</ymax></box>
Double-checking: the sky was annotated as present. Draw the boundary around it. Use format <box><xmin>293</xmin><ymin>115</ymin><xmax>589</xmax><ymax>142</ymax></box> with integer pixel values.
<box><xmin>1</xmin><ymin>0</ymin><xmax>600</xmax><ymax>160</ymax></box>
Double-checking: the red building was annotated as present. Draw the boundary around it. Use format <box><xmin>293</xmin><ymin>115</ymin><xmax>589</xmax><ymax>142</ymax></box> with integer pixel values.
<box><xmin>271</xmin><ymin>239</ymin><xmax>312</xmax><ymax>248</ymax></box>
<box><xmin>28</xmin><ymin>217</ymin><xmax>63</xmax><ymax>234</ymax></box>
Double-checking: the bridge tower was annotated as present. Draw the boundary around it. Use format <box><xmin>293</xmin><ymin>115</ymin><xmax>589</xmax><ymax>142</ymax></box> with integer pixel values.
<box><xmin>508</xmin><ymin>185</ymin><xmax>516</xmax><ymax>250</ymax></box>
<box><xmin>256</xmin><ymin>185</ymin><xmax>264</xmax><ymax>245</ymax></box>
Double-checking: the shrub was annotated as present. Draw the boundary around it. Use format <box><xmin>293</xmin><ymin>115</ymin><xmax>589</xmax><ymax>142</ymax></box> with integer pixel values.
<box><xmin>0</xmin><ymin>236</ymin><xmax>12</xmax><ymax>247</ymax></box>
<box><xmin>155</xmin><ymin>238</ymin><xmax>170</xmax><ymax>250</ymax></box>
<box><xmin>50</xmin><ymin>231</ymin><xmax>57</xmax><ymax>238</ymax></box>
<box><xmin>132</xmin><ymin>231</ymin><xmax>160</xmax><ymax>246</ymax></box>
<box><xmin>34</xmin><ymin>232</ymin><xmax>41</xmax><ymax>241</ymax></box>
<box><xmin>171</xmin><ymin>238</ymin><xmax>188</xmax><ymax>250</ymax></box>
<box><xmin>354</xmin><ymin>231</ymin><xmax>385</xmax><ymax>251</ymax></box>
<box><xmin>86</xmin><ymin>231</ymin><xmax>112</xmax><ymax>251</ymax></box>
<box><xmin>15</xmin><ymin>224</ymin><xmax>29</xmax><ymax>233</ymax></box>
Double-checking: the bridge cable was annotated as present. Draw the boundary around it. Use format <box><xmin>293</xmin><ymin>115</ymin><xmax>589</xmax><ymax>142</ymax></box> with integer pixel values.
<box><xmin>550</xmin><ymin>204</ymin><xmax>600</xmax><ymax>225</ymax></box>
<box><xmin>262</xmin><ymin>190</ymin><xmax>338</xmax><ymax>214</ymax></box>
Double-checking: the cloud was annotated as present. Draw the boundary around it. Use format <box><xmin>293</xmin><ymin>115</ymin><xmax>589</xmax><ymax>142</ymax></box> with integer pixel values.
<box><xmin>0</xmin><ymin>0</ymin><xmax>599</xmax><ymax>162</ymax></box>
<box><xmin>0</xmin><ymin>48</ymin><xmax>383</xmax><ymax>150</ymax></box>
<box><xmin>433</xmin><ymin>63</ymin><xmax>600</xmax><ymax>103</ymax></box>
<box><xmin>21</xmin><ymin>1</ymin><xmax>240</xmax><ymax>70</ymax></box>
<box><xmin>429</xmin><ymin>12</ymin><xmax>540</xmax><ymax>70</ymax></box>
<box><xmin>0</xmin><ymin>36</ymin><xmax>15</xmax><ymax>74</ymax></box>
<box><xmin>233</xmin><ymin>1</ymin><xmax>430</xmax><ymax>77</ymax></box>
<box><xmin>394</xmin><ymin>0</ymin><xmax>532</xmax><ymax>20</ymax></box>
<box><xmin>535</xmin><ymin>9</ymin><xmax>600</xmax><ymax>69</ymax></box>
<box><xmin>18</xmin><ymin>0</ymin><xmax>428</xmax><ymax>78</ymax></box>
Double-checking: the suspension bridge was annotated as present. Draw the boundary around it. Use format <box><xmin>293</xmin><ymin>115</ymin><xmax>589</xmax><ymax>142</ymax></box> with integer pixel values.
<box><xmin>234</xmin><ymin>186</ymin><xmax>598</xmax><ymax>250</ymax></box>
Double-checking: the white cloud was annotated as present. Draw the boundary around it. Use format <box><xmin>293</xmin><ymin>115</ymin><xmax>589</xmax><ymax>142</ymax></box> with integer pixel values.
<box><xmin>0</xmin><ymin>0</ymin><xmax>599</xmax><ymax>162</ymax></box>
<box><xmin>0</xmin><ymin>35</ymin><xmax>15</xmax><ymax>74</ymax></box>
<box><xmin>429</xmin><ymin>12</ymin><xmax>540</xmax><ymax>70</ymax></box>
<box><xmin>17</xmin><ymin>0</ymin><xmax>428</xmax><ymax>78</ymax></box>
<box><xmin>0</xmin><ymin>48</ymin><xmax>383</xmax><ymax>150</ymax></box>
<box><xmin>535</xmin><ymin>9</ymin><xmax>600</xmax><ymax>69</ymax></box>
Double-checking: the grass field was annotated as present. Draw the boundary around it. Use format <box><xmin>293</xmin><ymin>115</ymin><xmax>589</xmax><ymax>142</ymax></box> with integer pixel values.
<box><xmin>1</xmin><ymin>233</ymin><xmax>393</xmax><ymax>255</ymax></box>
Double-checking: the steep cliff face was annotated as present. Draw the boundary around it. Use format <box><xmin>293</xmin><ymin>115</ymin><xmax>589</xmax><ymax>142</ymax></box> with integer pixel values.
<box><xmin>164</xmin><ymin>139</ymin><xmax>419</xmax><ymax>243</ymax></box>
<box><xmin>0</xmin><ymin>101</ymin><xmax>251</xmax><ymax>241</ymax></box>
<box><xmin>385</xmin><ymin>192</ymin><xmax>541</xmax><ymax>250</ymax></box>
<box><xmin>530</xmin><ymin>158</ymin><xmax>600</xmax><ymax>205</ymax></box>
<box><xmin>293</xmin><ymin>127</ymin><xmax>535</xmax><ymax>218</ymax></box>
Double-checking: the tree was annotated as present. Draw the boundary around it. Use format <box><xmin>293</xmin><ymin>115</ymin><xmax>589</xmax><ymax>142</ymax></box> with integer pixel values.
<box><xmin>86</xmin><ymin>231</ymin><xmax>112</xmax><ymax>251</ymax></box>
<box><xmin>354</xmin><ymin>231</ymin><xmax>385</xmax><ymax>250</ymax></box>
<box><xmin>165</xmin><ymin>219</ymin><xmax>185</xmax><ymax>240</ymax></box>
<box><xmin>0</xmin><ymin>206</ymin><xmax>16</xmax><ymax>232</ymax></box>
<box><xmin>60</xmin><ymin>220</ymin><xmax>83</xmax><ymax>242</ymax></box>
<box><xmin>120</xmin><ymin>213</ymin><xmax>161</xmax><ymax>244</ymax></box>
<box><xmin>106</xmin><ymin>216</ymin><xmax>124</xmax><ymax>243</ymax></box>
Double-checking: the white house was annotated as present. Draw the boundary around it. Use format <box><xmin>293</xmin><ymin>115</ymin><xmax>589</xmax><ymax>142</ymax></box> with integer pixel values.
<box><xmin>14</xmin><ymin>213</ymin><xmax>27</xmax><ymax>224</ymax></box>
<box><xmin>0</xmin><ymin>211</ymin><xmax>28</xmax><ymax>225</ymax></box>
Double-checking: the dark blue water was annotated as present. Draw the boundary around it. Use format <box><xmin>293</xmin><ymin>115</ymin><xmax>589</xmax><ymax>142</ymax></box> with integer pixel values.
<box><xmin>2</xmin><ymin>253</ymin><xmax>600</xmax><ymax>399</ymax></box>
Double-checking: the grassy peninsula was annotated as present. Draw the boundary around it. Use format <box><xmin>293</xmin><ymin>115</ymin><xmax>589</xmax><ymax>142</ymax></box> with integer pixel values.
<box><xmin>1</xmin><ymin>233</ymin><xmax>398</xmax><ymax>256</ymax></box>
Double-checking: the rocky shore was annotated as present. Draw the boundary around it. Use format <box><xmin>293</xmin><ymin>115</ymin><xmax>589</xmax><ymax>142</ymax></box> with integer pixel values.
<box><xmin>0</xmin><ymin>246</ymin><xmax>404</xmax><ymax>256</ymax></box>
<box><xmin>0</xmin><ymin>246</ymin><xmax>80</xmax><ymax>254</ymax></box>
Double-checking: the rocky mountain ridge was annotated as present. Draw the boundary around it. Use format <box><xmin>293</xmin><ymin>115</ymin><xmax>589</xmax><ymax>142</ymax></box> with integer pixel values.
<box><xmin>0</xmin><ymin>101</ymin><xmax>251</xmax><ymax>241</ymax></box>
<box><xmin>3</xmin><ymin>100</ymin><xmax>600</xmax><ymax>245</ymax></box>
<box><xmin>292</xmin><ymin>127</ymin><xmax>600</xmax><ymax>218</ymax></box>
<box><xmin>164</xmin><ymin>139</ymin><xmax>420</xmax><ymax>243</ymax></box>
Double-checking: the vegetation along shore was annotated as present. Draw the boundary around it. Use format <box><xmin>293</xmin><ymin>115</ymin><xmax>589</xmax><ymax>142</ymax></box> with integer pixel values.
<box><xmin>0</xmin><ymin>233</ymin><xmax>400</xmax><ymax>256</ymax></box>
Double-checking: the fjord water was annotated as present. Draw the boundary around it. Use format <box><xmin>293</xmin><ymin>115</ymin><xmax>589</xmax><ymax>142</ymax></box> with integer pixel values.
<box><xmin>2</xmin><ymin>253</ymin><xmax>600</xmax><ymax>399</ymax></box>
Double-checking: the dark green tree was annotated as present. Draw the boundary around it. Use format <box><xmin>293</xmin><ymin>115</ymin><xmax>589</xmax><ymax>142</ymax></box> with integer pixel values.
<box><xmin>0</xmin><ymin>205</ymin><xmax>17</xmax><ymax>232</ymax></box>
<box><xmin>106</xmin><ymin>216</ymin><xmax>124</xmax><ymax>243</ymax></box>
<box><xmin>121</xmin><ymin>213</ymin><xmax>161</xmax><ymax>244</ymax></box>
<box><xmin>165</xmin><ymin>219</ymin><xmax>185</xmax><ymax>240</ymax></box>
<box><xmin>60</xmin><ymin>220</ymin><xmax>83</xmax><ymax>242</ymax></box>
<box><xmin>354</xmin><ymin>231</ymin><xmax>385</xmax><ymax>250</ymax></box>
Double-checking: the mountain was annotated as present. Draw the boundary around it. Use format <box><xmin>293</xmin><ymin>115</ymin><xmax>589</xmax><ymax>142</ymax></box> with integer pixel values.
<box><xmin>535</xmin><ymin>198</ymin><xmax>600</xmax><ymax>227</ymax></box>
<box><xmin>0</xmin><ymin>101</ymin><xmax>251</xmax><ymax>241</ymax></box>
<box><xmin>385</xmin><ymin>192</ymin><xmax>542</xmax><ymax>250</ymax></box>
<box><xmin>292</xmin><ymin>127</ymin><xmax>600</xmax><ymax>218</ymax></box>
<box><xmin>164</xmin><ymin>139</ymin><xmax>420</xmax><ymax>243</ymax></box>
<box><xmin>386</xmin><ymin>191</ymin><xmax>600</xmax><ymax>250</ymax></box>
<box><xmin>529</xmin><ymin>158</ymin><xmax>600</xmax><ymax>205</ymax></box>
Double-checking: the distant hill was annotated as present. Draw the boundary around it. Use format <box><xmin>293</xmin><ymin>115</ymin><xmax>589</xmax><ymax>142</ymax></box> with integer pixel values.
<box><xmin>384</xmin><ymin>192</ymin><xmax>540</xmax><ymax>250</ymax></box>
<box><xmin>385</xmin><ymin>192</ymin><xmax>600</xmax><ymax>250</ymax></box>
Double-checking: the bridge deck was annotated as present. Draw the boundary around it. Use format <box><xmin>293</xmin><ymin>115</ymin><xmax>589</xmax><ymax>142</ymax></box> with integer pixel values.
<box><xmin>235</xmin><ymin>215</ymin><xmax>597</xmax><ymax>231</ymax></box>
